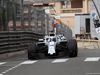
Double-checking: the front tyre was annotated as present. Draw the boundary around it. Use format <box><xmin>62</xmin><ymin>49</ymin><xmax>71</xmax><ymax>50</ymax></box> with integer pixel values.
<box><xmin>28</xmin><ymin>43</ymin><xmax>38</xmax><ymax>60</ymax></box>
<box><xmin>67</xmin><ymin>39</ymin><xmax>78</xmax><ymax>57</ymax></box>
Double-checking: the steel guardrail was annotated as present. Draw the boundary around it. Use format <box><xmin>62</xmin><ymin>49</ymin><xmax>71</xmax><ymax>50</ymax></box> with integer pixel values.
<box><xmin>0</xmin><ymin>31</ymin><xmax>44</xmax><ymax>54</ymax></box>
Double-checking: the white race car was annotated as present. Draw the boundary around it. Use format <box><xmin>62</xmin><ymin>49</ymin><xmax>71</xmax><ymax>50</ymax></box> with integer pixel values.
<box><xmin>28</xmin><ymin>34</ymin><xmax>78</xmax><ymax>59</ymax></box>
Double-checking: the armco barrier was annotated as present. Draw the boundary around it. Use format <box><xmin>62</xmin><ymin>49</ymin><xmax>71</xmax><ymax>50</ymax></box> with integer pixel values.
<box><xmin>77</xmin><ymin>39</ymin><xmax>100</xmax><ymax>49</ymax></box>
<box><xmin>0</xmin><ymin>31</ymin><xmax>44</xmax><ymax>54</ymax></box>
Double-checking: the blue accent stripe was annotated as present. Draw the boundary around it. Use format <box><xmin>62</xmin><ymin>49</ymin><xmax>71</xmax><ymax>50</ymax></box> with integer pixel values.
<box><xmin>75</xmin><ymin>13</ymin><xmax>90</xmax><ymax>16</ymax></box>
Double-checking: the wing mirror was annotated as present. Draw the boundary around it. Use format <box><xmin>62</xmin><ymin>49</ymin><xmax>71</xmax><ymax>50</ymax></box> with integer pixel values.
<box><xmin>39</xmin><ymin>39</ymin><xmax>44</xmax><ymax>42</ymax></box>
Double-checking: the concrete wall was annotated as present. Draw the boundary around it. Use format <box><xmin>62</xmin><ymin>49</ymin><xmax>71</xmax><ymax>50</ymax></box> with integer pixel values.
<box><xmin>77</xmin><ymin>39</ymin><xmax>100</xmax><ymax>49</ymax></box>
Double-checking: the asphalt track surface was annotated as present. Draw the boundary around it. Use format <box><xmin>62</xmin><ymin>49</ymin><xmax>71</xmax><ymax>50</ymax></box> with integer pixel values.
<box><xmin>0</xmin><ymin>49</ymin><xmax>100</xmax><ymax>75</ymax></box>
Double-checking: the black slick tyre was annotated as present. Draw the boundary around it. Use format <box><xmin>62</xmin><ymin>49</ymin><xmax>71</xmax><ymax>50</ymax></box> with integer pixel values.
<box><xmin>28</xmin><ymin>43</ymin><xmax>38</xmax><ymax>60</ymax></box>
<box><xmin>67</xmin><ymin>39</ymin><xmax>78</xmax><ymax>57</ymax></box>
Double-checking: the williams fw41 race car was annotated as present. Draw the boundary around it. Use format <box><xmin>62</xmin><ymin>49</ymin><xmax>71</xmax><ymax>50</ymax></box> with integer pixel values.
<box><xmin>28</xmin><ymin>34</ymin><xmax>78</xmax><ymax>60</ymax></box>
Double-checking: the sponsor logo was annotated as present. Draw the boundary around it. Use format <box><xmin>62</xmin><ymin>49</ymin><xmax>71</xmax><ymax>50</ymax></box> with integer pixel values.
<box><xmin>50</xmin><ymin>45</ymin><xmax>54</xmax><ymax>46</ymax></box>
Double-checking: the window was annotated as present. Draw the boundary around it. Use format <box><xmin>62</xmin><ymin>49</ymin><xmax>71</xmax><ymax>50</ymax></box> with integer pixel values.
<box><xmin>61</xmin><ymin>0</ymin><xmax>83</xmax><ymax>9</ymax></box>
<box><xmin>71</xmin><ymin>0</ymin><xmax>83</xmax><ymax>8</ymax></box>
<box><xmin>61</xmin><ymin>1</ymin><xmax>71</xmax><ymax>9</ymax></box>
<box><xmin>66</xmin><ymin>1</ymin><xmax>71</xmax><ymax>8</ymax></box>
<box><xmin>61</xmin><ymin>1</ymin><xmax>66</xmax><ymax>9</ymax></box>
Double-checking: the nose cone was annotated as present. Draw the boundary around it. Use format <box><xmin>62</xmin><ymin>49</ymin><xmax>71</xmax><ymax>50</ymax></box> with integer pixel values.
<box><xmin>48</xmin><ymin>42</ymin><xmax>55</xmax><ymax>55</ymax></box>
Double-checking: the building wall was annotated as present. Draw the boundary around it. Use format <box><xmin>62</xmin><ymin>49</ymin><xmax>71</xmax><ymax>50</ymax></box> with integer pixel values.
<box><xmin>87</xmin><ymin>0</ymin><xmax>90</xmax><ymax>13</ymax></box>
<box><xmin>60</xmin><ymin>16</ymin><xmax>75</xmax><ymax>37</ymax></box>
<box><xmin>24</xmin><ymin>0</ymin><xmax>90</xmax><ymax>37</ymax></box>
<box><xmin>54</xmin><ymin>0</ymin><xmax>89</xmax><ymax>14</ymax></box>
<box><xmin>53</xmin><ymin>0</ymin><xmax>90</xmax><ymax>37</ymax></box>
<box><xmin>54</xmin><ymin>2</ymin><xmax>61</xmax><ymax>13</ymax></box>
<box><xmin>82</xmin><ymin>0</ymin><xmax>90</xmax><ymax>13</ymax></box>
<box><xmin>60</xmin><ymin>16</ymin><xmax>75</xmax><ymax>27</ymax></box>
<box><xmin>61</xmin><ymin>16</ymin><xmax>75</xmax><ymax>36</ymax></box>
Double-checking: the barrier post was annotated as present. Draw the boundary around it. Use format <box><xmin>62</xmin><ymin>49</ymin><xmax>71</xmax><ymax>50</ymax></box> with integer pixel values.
<box><xmin>89</xmin><ymin>40</ymin><xmax>91</xmax><ymax>45</ymax></box>
<box><xmin>82</xmin><ymin>40</ymin><xmax>84</xmax><ymax>45</ymax></box>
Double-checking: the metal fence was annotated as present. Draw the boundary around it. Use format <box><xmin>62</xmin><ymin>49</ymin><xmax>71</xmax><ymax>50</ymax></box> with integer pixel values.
<box><xmin>0</xmin><ymin>1</ymin><xmax>72</xmax><ymax>38</ymax></box>
<box><xmin>56</xmin><ymin>22</ymin><xmax>72</xmax><ymax>39</ymax></box>
<box><xmin>0</xmin><ymin>1</ymin><xmax>45</xmax><ymax>34</ymax></box>
<box><xmin>45</xmin><ymin>15</ymin><xmax>72</xmax><ymax>39</ymax></box>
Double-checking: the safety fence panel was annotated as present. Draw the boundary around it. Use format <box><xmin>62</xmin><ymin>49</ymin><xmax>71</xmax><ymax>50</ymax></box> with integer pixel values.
<box><xmin>56</xmin><ymin>22</ymin><xmax>72</xmax><ymax>39</ymax></box>
<box><xmin>45</xmin><ymin>15</ymin><xmax>72</xmax><ymax>39</ymax></box>
<box><xmin>0</xmin><ymin>1</ymin><xmax>45</xmax><ymax>34</ymax></box>
<box><xmin>0</xmin><ymin>31</ymin><xmax>44</xmax><ymax>54</ymax></box>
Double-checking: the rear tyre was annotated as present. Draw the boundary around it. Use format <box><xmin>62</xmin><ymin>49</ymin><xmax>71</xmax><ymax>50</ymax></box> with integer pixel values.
<box><xmin>28</xmin><ymin>43</ymin><xmax>38</xmax><ymax>60</ymax></box>
<box><xmin>67</xmin><ymin>39</ymin><xmax>78</xmax><ymax>57</ymax></box>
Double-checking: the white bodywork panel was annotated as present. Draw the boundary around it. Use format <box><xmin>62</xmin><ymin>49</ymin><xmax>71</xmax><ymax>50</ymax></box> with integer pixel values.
<box><xmin>48</xmin><ymin>41</ymin><xmax>56</xmax><ymax>55</ymax></box>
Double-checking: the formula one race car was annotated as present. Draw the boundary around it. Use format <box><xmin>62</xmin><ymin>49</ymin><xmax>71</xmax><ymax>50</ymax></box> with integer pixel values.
<box><xmin>28</xmin><ymin>34</ymin><xmax>78</xmax><ymax>60</ymax></box>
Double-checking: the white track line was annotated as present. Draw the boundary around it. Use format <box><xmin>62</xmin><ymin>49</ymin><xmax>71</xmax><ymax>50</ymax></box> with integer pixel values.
<box><xmin>86</xmin><ymin>73</ymin><xmax>100</xmax><ymax>75</ymax></box>
<box><xmin>0</xmin><ymin>62</ymin><xmax>6</xmax><ymax>65</ymax></box>
<box><xmin>52</xmin><ymin>59</ymin><xmax>68</xmax><ymax>63</ymax></box>
<box><xmin>21</xmin><ymin>60</ymin><xmax>37</xmax><ymax>65</ymax></box>
<box><xmin>84</xmin><ymin>57</ymin><xmax>100</xmax><ymax>62</ymax></box>
<box><xmin>1</xmin><ymin>63</ymin><xmax>22</xmax><ymax>74</ymax></box>
<box><xmin>1</xmin><ymin>60</ymin><xmax>37</xmax><ymax>74</ymax></box>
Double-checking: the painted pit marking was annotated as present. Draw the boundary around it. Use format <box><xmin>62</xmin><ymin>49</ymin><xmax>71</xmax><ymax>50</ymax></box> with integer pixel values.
<box><xmin>0</xmin><ymin>62</ymin><xmax>6</xmax><ymax>65</ymax></box>
<box><xmin>52</xmin><ymin>59</ymin><xmax>68</xmax><ymax>63</ymax></box>
<box><xmin>21</xmin><ymin>60</ymin><xmax>37</xmax><ymax>64</ymax></box>
<box><xmin>1</xmin><ymin>60</ymin><xmax>37</xmax><ymax>74</ymax></box>
<box><xmin>86</xmin><ymin>73</ymin><xmax>100</xmax><ymax>75</ymax></box>
<box><xmin>84</xmin><ymin>57</ymin><xmax>100</xmax><ymax>62</ymax></box>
